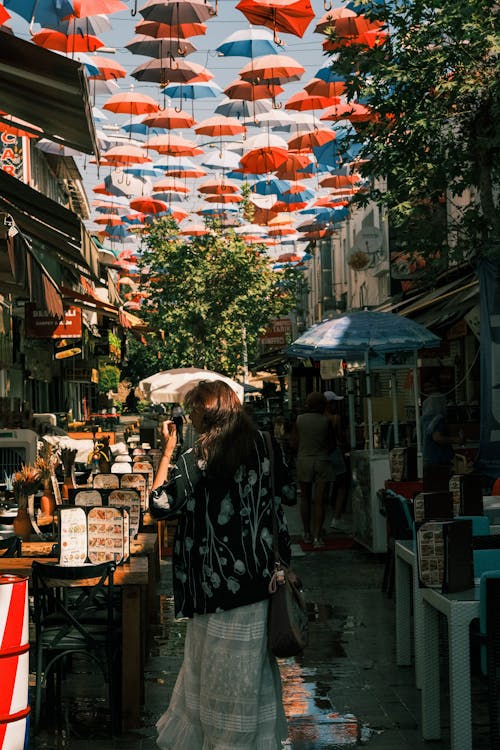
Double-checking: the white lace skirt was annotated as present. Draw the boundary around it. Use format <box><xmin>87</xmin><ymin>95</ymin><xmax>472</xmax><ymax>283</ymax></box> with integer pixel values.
<box><xmin>156</xmin><ymin>599</ymin><xmax>288</xmax><ymax>750</ymax></box>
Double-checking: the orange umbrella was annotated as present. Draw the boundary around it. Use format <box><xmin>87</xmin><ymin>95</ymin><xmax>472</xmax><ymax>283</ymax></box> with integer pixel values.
<box><xmin>304</xmin><ymin>77</ymin><xmax>346</xmax><ymax>98</ymax></box>
<box><xmin>103</xmin><ymin>145</ymin><xmax>152</xmax><ymax>164</ymax></box>
<box><xmin>194</xmin><ymin>115</ymin><xmax>246</xmax><ymax>137</ymax></box>
<box><xmin>70</xmin><ymin>0</ymin><xmax>127</xmax><ymax>15</ymax></box>
<box><xmin>31</xmin><ymin>29</ymin><xmax>104</xmax><ymax>52</ymax></box>
<box><xmin>275</xmin><ymin>151</ymin><xmax>313</xmax><ymax>180</ymax></box>
<box><xmin>93</xmin><ymin>214</ymin><xmax>124</xmax><ymax>225</ymax></box>
<box><xmin>152</xmin><ymin>178</ymin><xmax>190</xmax><ymax>193</ymax></box>
<box><xmin>268</xmin><ymin>227</ymin><xmax>297</xmax><ymax>237</ymax></box>
<box><xmin>240</xmin><ymin>147</ymin><xmax>289</xmax><ymax>174</ymax></box>
<box><xmin>179</xmin><ymin>223</ymin><xmax>206</xmax><ymax>235</ymax></box>
<box><xmin>204</xmin><ymin>193</ymin><xmax>242</xmax><ymax>203</ymax></box>
<box><xmin>320</xmin><ymin>101</ymin><xmax>373</xmax><ymax>123</ymax></box>
<box><xmin>130</xmin><ymin>196</ymin><xmax>168</xmax><ymax>214</ymax></box>
<box><xmin>285</xmin><ymin>90</ymin><xmax>339</xmax><ymax>111</ymax></box>
<box><xmin>288</xmin><ymin>128</ymin><xmax>336</xmax><ymax>151</ymax></box>
<box><xmin>142</xmin><ymin>107</ymin><xmax>195</xmax><ymax>129</ymax></box>
<box><xmin>198</xmin><ymin>178</ymin><xmax>239</xmax><ymax>194</ymax></box>
<box><xmin>323</xmin><ymin>28</ymin><xmax>388</xmax><ymax>52</ymax></box>
<box><xmin>103</xmin><ymin>90</ymin><xmax>159</xmax><ymax>115</ymax></box>
<box><xmin>146</xmin><ymin>134</ymin><xmax>203</xmax><ymax>155</ymax></box>
<box><xmin>320</xmin><ymin>173</ymin><xmax>361</xmax><ymax>188</ymax></box>
<box><xmin>224</xmin><ymin>80</ymin><xmax>283</xmax><ymax>101</ymax></box>
<box><xmin>87</xmin><ymin>55</ymin><xmax>127</xmax><ymax>80</ymax></box>
<box><xmin>0</xmin><ymin>4</ymin><xmax>11</xmax><ymax>24</ymax></box>
<box><xmin>135</xmin><ymin>19</ymin><xmax>207</xmax><ymax>38</ymax></box>
<box><xmin>331</xmin><ymin>14</ymin><xmax>384</xmax><ymax>39</ymax></box>
<box><xmin>236</xmin><ymin>0</ymin><xmax>315</xmax><ymax>42</ymax></box>
<box><xmin>314</xmin><ymin>6</ymin><xmax>356</xmax><ymax>34</ymax></box>
<box><xmin>239</xmin><ymin>54</ymin><xmax>304</xmax><ymax>84</ymax></box>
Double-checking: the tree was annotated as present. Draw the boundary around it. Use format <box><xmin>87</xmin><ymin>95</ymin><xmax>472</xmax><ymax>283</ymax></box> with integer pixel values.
<box><xmin>98</xmin><ymin>364</ymin><xmax>120</xmax><ymax>394</ymax></box>
<box><xmin>132</xmin><ymin>217</ymin><xmax>303</xmax><ymax>377</ymax></box>
<box><xmin>326</xmin><ymin>0</ymin><xmax>499</xmax><ymax>275</ymax></box>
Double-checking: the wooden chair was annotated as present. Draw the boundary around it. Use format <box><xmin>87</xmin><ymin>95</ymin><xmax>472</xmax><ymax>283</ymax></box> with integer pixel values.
<box><xmin>0</xmin><ymin>534</ymin><xmax>22</xmax><ymax>557</ymax></box>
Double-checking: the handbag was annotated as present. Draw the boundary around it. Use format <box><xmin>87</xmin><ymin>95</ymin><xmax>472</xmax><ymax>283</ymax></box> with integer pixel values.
<box><xmin>264</xmin><ymin>432</ymin><xmax>309</xmax><ymax>658</ymax></box>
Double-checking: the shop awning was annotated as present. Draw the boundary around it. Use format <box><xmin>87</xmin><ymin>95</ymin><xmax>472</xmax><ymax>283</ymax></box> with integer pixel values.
<box><xmin>61</xmin><ymin>285</ymin><xmax>121</xmax><ymax>317</ymax></box>
<box><xmin>0</xmin><ymin>168</ymin><xmax>98</xmax><ymax>279</ymax></box>
<box><xmin>0</xmin><ymin>30</ymin><xmax>98</xmax><ymax>156</ymax></box>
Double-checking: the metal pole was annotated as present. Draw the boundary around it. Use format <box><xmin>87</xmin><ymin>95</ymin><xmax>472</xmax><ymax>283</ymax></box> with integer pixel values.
<box><xmin>366</xmin><ymin>353</ymin><xmax>374</xmax><ymax>458</ymax></box>
<box><xmin>347</xmin><ymin>373</ymin><xmax>356</xmax><ymax>450</ymax></box>
<box><xmin>412</xmin><ymin>353</ymin><xmax>423</xmax><ymax>476</ymax></box>
<box><xmin>241</xmin><ymin>324</ymin><xmax>248</xmax><ymax>386</ymax></box>
<box><xmin>390</xmin><ymin>371</ymin><xmax>400</xmax><ymax>446</ymax></box>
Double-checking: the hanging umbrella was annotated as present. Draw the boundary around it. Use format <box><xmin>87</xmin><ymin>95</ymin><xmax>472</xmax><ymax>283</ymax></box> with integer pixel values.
<box><xmin>249</xmin><ymin>108</ymin><xmax>292</xmax><ymax>128</ymax></box>
<box><xmin>104</xmin><ymin>171</ymin><xmax>153</xmax><ymax>197</ymax></box>
<box><xmin>139</xmin><ymin>367</ymin><xmax>244</xmax><ymax>403</ymax></box>
<box><xmin>239</xmin><ymin>146</ymin><xmax>289</xmax><ymax>174</ymax></box>
<box><xmin>204</xmin><ymin>193</ymin><xmax>242</xmax><ymax>203</ymax></box>
<box><xmin>216</xmin><ymin>27</ymin><xmax>281</xmax><ymax>57</ymax></box>
<box><xmin>201</xmin><ymin>149</ymin><xmax>241</xmax><ymax>170</ymax></box>
<box><xmin>69</xmin><ymin>0</ymin><xmax>126</xmax><ymax>15</ymax></box>
<box><xmin>288</xmin><ymin>128</ymin><xmax>336</xmax><ymax>152</ymax></box>
<box><xmin>125</xmin><ymin>34</ymin><xmax>197</xmax><ymax>57</ymax></box>
<box><xmin>103</xmin><ymin>90</ymin><xmax>159</xmax><ymax>115</ymax></box>
<box><xmin>320</xmin><ymin>101</ymin><xmax>373</xmax><ymax>123</ymax></box>
<box><xmin>320</xmin><ymin>173</ymin><xmax>361</xmax><ymax>188</ymax></box>
<box><xmin>287</xmin><ymin>311</ymin><xmax>441</xmax><ymax>359</ymax></box>
<box><xmin>139</xmin><ymin>0</ymin><xmax>215</xmax><ymax>25</ymax></box>
<box><xmin>146</xmin><ymin>134</ymin><xmax>203</xmax><ymax>155</ymax></box>
<box><xmin>284</xmin><ymin>90</ymin><xmax>339</xmax><ymax>111</ymax></box>
<box><xmin>161</xmin><ymin>80</ymin><xmax>222</xmax><ymax>102</ymax></box>
<box><xmin>93</xmin><ymin>213</ymin><xmax>124</xmax><ymax>225</ymax></box>
<box><xmin>31</xmin><ymin>28</ymin><xmax>104</xmax><ymax>51</ymax></box>
<box><xmin>215</xmin><ymin>97</ymin><xmax>272</xmax><ymax>119</ymax></box>
<box><xmin>274</xmin><ymin>151</ymin><xmax>313</xmax><ymax>180</ymax></box>
<box><xmin>142</xmin><ymin>107</ymin><xmax>195</xmax><ymax>129</ymax></box>
<box><xmin>179</xmin><ymin>223</ymin><xmax>207</xmax><ymax>236</ymax></box>
<box><xmin>103</xmin><ymin>145</ymin><xmax>152</xmax><ymax>164</ymax></box>
<box><xmin>314</xmin><ymin>6</ymin><xmax>356</xmax><ymax>34</ymax></box>
<box><xmin>197</xmin><ymin>178</ymin><xmax>239</xmax><ymax>194</ymax></box>
<box><xmin>304</xmin><ymin>77</ymin><xmax>346</xmax><ymax>98</ymax></box>
<box><xmin>152</xmin><ymin>177</ymin><xmax>190</xmax><ymax>193</ymax></box>
<box><xmin>121</xmin><ymin>119</ymin><xmax>169</xmax><ymax>137</ymax></box>
<box><xmin>224</xmin><ymin>80</ymin><xmax>283</xmax><ymax>101</ymax></box>
<box><xmin>151</xmin><ymin>190</ymin><xmax>186</xmax><ymax>203</ymax></box>
<box><xmin>239</xmin><ymin>53</ymin><xmax>304</xmax><ymax>84</ymax></box>
<box><xmin>242</xmin><ymin>132</ymin><xmax>288</xmax><ymax>151</ymax></box>
<box><xmin>59</xmin><ymin>14</ymin><xmax>112</xmax><ymax>36</ymax></box>
<box><xmin>135</xmin><ymin>18</ymin><xmax>207</xmax><ymax>37</ymax></box>
<box><xmin>130</xmin><ymin>196</ymin><xmax>168</xmax><ymax>214</ymax></box>
<box><xmin>4</xmin><ymin>0</ymin><xmax>73</xmax><ymax>29</ymax></box>
<box><xmin>194</xmin><ymin>115</ymin><xmax>246</xmax><ymax>137</ymax></box>
<box><xmin>87</xmin><ymin>55</ymin><xmax>127</xmax><ymax>80</ymax></box>
<box><xmin>251</xmin><ymin>176</ymin><xmax>290</xmax><ymax>195</ymax></box>
<box><xmin>131</xmin><ymin>58</ymin><xmax>213</xmax><ymax>84</ymax></box>
<box><xmin>155</xmin><ymin>155</ymin><xmax>207</xmax><ymax>177</ymax></box>
<box><xmin>35</xmin><ymin>139</ymin><xmax>83</xmax><ymax>157</ymax></box>
<box><xmin>280</xmin><ymin>111</ymin><xmax>322</xmax><ymax>132</ymax></box>
<box><xmin>0</xmin><ymin>3</ymin><xmax>9</xmax><ymax>22</ymax></box>
<box><xmin>235</xmin><ymin>0</ymin><xmax>315</xmax><ymax>42</ymax></box>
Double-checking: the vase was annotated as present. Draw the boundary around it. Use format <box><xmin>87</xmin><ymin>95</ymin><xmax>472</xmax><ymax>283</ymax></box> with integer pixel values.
<box><xmin>13</xmin><ymin>501</ymin><xmax>33</xmax><ymax>541</ymax></box>
<box><xmin>61</xmin><ymin>467</ymin><xmax>77</xmax><ymax>501</ymax></box>
<box><xmin>40</xmin><ymin>480</ymin><xmax>56</xmax><ymax>517</ymax></box>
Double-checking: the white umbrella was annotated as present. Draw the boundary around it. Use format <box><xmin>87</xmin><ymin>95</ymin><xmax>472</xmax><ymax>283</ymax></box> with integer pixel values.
<box><xmin>139</xmin><ymin>367</ymin><xmax>244</xmax><ymax>403</ymax></box>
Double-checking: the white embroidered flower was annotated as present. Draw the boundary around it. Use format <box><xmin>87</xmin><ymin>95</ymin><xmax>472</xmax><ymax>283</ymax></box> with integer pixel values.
<box><xmin>201</xmin><ymin>581</ymin><xmax>213</xmax><ymax>597</ymax></box>
<box><xmin>185</xmin><ymin>537</ymin><xmax>193</xmax><ymax>551</ymax></box>
<box><xmin>227</xmin><ymin>577</ymin><xmax>240</xmax><ymax>593</ymax></box>
<box><xmin>248</xmin><ymin>469</ymin><xmax>258</xmax><ymax>486</ymax></box>
<box><xmin>175</xmin><ymin>569</ymin><xmax>187</xmax><ymax>583</ymax></box>
<box><xmin>218</xmin><ymin>496</ymin><xmax>235</xmax><ymax>524</ymax></box>
<box><xmin>262</xmin><ymin>457</ymin><xmax>270</xmax><ymax>475</ymax></box>
<box><xmin>234</xmin><ymin>559</ymin><xmax>246</xmax><ymax>575</ymax></box>
<box><xmin>261</xmin><ymin>527</ymin><xmax>273</xmax><ymax>547</ymax></box>
<box><xmin>210</xmin><ymin>571</ymin><xmax>221</xmax><ymax>587</ymax></box>
<box><xmin>187</xmin><ymin>498</ymin><xmax>196</xmax><ymax>511</ymax></box>
<box><xmin>234</xmin><ymin>465</ymin><xmax>244</xmax><ymax>483</ymax></box>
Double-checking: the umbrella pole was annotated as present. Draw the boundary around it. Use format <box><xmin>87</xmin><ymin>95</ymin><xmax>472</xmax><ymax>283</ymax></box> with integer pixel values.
<box><xmin>365</xmin><ymin>353</ymin><xmax>374</xmax><ymax>458</ymax></box>
<box><xmin>390</xmin><ymin>371</ymin><xmax>399</xmax><ymax>446</ymax></box>
<box><xmin>347</xmin><ymin>373</ymin><xmax>356</xmax><ymax>451</ymax></box>
<box><xmin>412</xmin><ymin>354</ymin><xmax>423</xmax><ymax>476</ymax></box>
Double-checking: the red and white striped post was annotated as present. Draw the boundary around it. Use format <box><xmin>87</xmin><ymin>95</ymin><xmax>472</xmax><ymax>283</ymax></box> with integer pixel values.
<box><xmin>0</xmin><ymin>575</ymin><xmax>30</xmax><ymax>750</ymax></box>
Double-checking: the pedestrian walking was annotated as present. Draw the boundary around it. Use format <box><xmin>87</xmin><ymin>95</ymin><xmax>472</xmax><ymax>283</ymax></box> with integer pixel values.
<box><xmin>324</xmin><ymin>391</ymin><xmax>352</xmax><ymax>532</ymax></box>
<box><xmin>150</xmin><ymin>379</ymin><xmax>292</xmax><ymax>749</ymax></box>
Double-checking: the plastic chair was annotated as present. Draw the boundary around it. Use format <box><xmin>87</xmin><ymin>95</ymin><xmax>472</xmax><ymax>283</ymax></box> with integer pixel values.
<box><xmin>491</xmin><ymin>478</ymin><xmax>500</xmax><ymax>496</ymax></box>
<box><xmin>31</xmin><ymin>560</ymin><xmax>121</xmax><ymax>733</ymax></box>
<box><xmin>0</xmin><ymin>534</ymin><xmax>22</xmax><ymax>557</ymax></box>
<box><xmin>474</xmin><ymin>550</ymin><xmax>500</xmax><ymax>580</ymax></box>
<box><xmin>478</xmin><ymin>572</ymin><xmax>500</xmax><ymax>749</ymax></box>
<box><xmin>456</xmin><ymin>515</ymin><xmax>490</xmax><ymax>536</ymax></box>
<box><xmin>379</xmin><ymin>489</ymin><xmax>414</xmax><ymax>596</ymax></box>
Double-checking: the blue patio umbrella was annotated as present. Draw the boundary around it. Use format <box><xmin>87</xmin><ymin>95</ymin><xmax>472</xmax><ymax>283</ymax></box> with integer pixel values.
<box><xmin>123</xmin><ymin>165</ymin><xmax>162</xmax><ymax>177</ymax></box>
<box><xmin>5</xmin><ymin>0</ymin><xmax>74</xmax><ymax>28</ymax></box>
<box><xmin>162</xmin><ymin>81</ymin><xmax>222</xmax><ymax>101</ymax></box>
<box><xmin>278</xmin><ymin>187</ymin><xmax>315</xmax><ymax>204</ymax></box>
<box><xmin>314</xmin><ymin>67</ymin><xmax>346</xmax><ymax>85</ymax></box>
<box><xmin>312</xmin><ymin>140</ymin><xmax>342</xmax><ymax>170</ymax></box>
<box><xmin>216</xmin><ymin>27</ymin><xmax>282</xmax><ymax>58</ymax></box>
<box><xmin>251</xmin><ymin>177</ymin><xmax>290</xmax><ymax>195</ymax></box>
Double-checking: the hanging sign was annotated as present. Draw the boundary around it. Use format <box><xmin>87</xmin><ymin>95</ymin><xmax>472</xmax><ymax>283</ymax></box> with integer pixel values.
<box><xmin>25</xmin><ymin>304</ymin><xmax>82</xmax><ymax>339</ymax></box>
<box><xmin>54</xmin><ymin>339</ymin><xmax>82</xmax><ymax>360</ymax></box>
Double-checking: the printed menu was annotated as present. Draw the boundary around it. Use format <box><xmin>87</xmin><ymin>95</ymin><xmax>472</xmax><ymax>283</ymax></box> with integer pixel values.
<box><xmin>58</xmin><ymin>505</ymin><xmax>130</xmax><ymax>566</ymax></box>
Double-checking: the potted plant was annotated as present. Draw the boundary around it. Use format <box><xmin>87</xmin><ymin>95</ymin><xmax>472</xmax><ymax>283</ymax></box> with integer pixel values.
<box><xmin>35</xmin><ymin>443</ymin><xmax>60</xmax><ymax>516</ymax></box>
<box><xmin>60</xmin><ymin>446</ymin><xmax>78</xmax><ymax>500</ymax></box>
<box><xmin>12</xmin><ymin>464</ymin><xmax>41</xmax><ymax>540</ymax></box>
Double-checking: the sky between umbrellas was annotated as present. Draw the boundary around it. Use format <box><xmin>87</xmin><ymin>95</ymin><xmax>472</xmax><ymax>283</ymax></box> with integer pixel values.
<box><xmin>2</xmin><ymin>0</ymin><xmax>378</xmax><ymax>264</ymax></box>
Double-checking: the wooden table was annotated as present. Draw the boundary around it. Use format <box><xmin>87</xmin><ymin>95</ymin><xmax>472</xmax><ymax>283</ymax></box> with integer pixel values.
<box><xmin>0</xmin><ymin>554</ymin><xmax>148</xmax><ymax>730</ymax></box>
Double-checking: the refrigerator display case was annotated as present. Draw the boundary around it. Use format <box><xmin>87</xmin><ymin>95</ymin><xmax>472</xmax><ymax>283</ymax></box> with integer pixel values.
<box><xmin>351</xmin><ymin>449</ymin><xmax>391</xmax><ymax>553</ymax></box>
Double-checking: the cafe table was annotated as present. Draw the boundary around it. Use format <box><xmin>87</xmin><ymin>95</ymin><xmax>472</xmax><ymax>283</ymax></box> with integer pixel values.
<box><xmin>0</xmin><ymin>552</ymin><xmax>149</xmax><ymax>730</ymax></box>
<box><xmin>394</xmin><ymin>539</ymin><xmax>424</xmax><ymax>688</ymax></box>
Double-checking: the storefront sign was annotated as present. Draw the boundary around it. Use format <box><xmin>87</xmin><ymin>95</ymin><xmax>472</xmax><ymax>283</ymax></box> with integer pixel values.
<box><xmin>0</xmin><ymin>133</ymin><xmax>23</xmax><ymax>179</ymax></box>
<box><xmin>63</xmin><ymin>366</ymin><xmax>99</xmax><ymax>383</ymax></box>
<box><xmin>25</xmin><ymin>304</ymin><xmax>82</xmax><ymax>339</ymax></box>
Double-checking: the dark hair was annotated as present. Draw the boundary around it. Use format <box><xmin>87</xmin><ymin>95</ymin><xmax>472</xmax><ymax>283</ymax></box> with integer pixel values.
<box><xmin>184</xmin><ymin>380</ymin><xmax>258</xmax><ymax>476</ymax></box>
<box><xmin>304</xmin><ymin>391</ymin><xmax>327</xmax><ymax>413</ymax></box>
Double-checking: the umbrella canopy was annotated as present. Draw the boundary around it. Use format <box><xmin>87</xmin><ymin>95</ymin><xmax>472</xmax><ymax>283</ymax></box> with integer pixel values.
<box><xmin>239</xmin><ymin>54</ymin><xmax>304</xmax><ymax>84</ymax></box>
<box><xmin>103</xmin><ymin>90</ymin><xmax>159</xmax><ymax>115</ymax></box>
<box><xmin>125</xmin><ymin>34</ymin><xmax>197</xmax><ymax>57</ymax></box>
<box><xmin>224</xmin><ymin>80</ymin><xmax>283</xmax><ymax>101</ymax></box>
<box><xmin>135</xmin><ymin>18</ymin><xmax>207</xmax><ymax>37</ymax></box>
<box><xmin>142</xmin><ymin>107</ymin><xmax>195</xmax><ymax>129</ymax></box>
<box><xmin>139</xmin><ymin>367</ymin><xmax>244</xmax><ymax>403</ymax></box>
<box><xmin>4</xmin><ymin>0</ymin><xmax>74</xmax><ymax>28</ymax></box>
<box><xmin>215</xmin><ymin>97</ymin><xmax>272</xmax><ymax>119</ymax></box>
<box><xmin>131</xmin><ymin>58</ymin><xmax>212</xmax><ymax>84</ymax></box>
<box><xmin>216</xmin><ymin>27</ymin><xmax>281</xmax><ymax>57</ymax></box>
<box><xmin>194</xmin><ymin>115</ymin><xmax>246</xmax><ymax>137</ymax></box>
<box><xmin>287</xmin><ymin>311</ymin><xmax>441</xmax><ymax>360</ymax></box>
<box><xmin>236</xmin><ymin>0</ymin><xmax>315</xmax><ymax>41</ymax></box>
<box><xmin>162</xmin><ymin>81</ymin><xmax>222</xmax><ymax>100</ymax></box>
<box><xmin>139</xmin><ymin>0</ymin><xmax>215</xmax><ymax>24</ymax></box>
<box><xmin>31</xmin><ymin>28</ymin><xmax>104</xmax><ymax>51</ymax></box>
<box><xmin>147</xmin><ymin>133</ymin><xmax>203</xmax><ymax>155</ymax></box>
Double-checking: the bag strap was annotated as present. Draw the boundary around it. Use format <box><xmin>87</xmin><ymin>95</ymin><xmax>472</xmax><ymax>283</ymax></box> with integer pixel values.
<box><xmin>263</xmin><ymin>431</ymin><xmax>280</xmax><ymax>565</ymax></box>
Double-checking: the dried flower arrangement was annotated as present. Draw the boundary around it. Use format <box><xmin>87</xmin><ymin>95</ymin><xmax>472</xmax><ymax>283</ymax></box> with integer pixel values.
<box><xmin>348</xmin><ymin>250</ymin><xmax>370</xmax><ymax>271</ymax></box>
<box><xmin>35</xmin><ymin>442</ymin><xmax>60</xmax><ymax>485</ymax></box>
<box><xmin>12</xmin><ymin>464</ymin><xmax>41</xmax><ymax>505</ymax></box>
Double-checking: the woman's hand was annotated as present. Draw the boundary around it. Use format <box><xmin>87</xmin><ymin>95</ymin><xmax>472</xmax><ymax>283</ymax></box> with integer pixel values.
<box><xmin>161</xmin><ymin>420</ymin><xmax>178</xmax><ymax>453</ymax></box>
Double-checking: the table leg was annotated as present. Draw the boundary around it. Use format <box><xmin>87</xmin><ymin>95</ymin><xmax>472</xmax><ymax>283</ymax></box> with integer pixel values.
<box><xmin>395</xmin><ymin>552</ymin><xmax>412</xmax><ymax>666</ymax></box>
<box><xmin>421</xmin><ymin>597</ymin><xmax>441</xmax><ymax>739</ymax></box>
<box><xmin>413</xmin><ymin>559</ymin><xmax>424</xmax><ymax>689</ymax></box>
<box><xmin>448</xmin><ymin>609</ymin><xmax>473</xmax><ymax>750</ymax></box>
<box><xmin>121</xmin><ymin>584</ymin><xmax>144</xmax><ymax>730</ymax></box>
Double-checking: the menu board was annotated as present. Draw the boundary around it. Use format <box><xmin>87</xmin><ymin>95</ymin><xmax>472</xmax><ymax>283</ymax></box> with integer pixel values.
<box><xmin>58</xmin><ymin>506</ymin><xmax>130</xmax><ymax>566</ymax></box>
<box><xmin>108</xmin><ymin>489</ymin><xmax>141</xmax><ymax>538</ymax></box>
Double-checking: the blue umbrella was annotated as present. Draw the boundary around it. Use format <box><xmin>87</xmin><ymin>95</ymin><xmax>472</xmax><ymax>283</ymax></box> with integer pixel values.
<box><xmin>124</xmin><ymin>165</ymin><xmax>162</xmax><ymax>177</ymax></box>
<box><xmin>251</xmin><ymin>177</ymin><xmax>290</xmax><ymax>195</ymax></box>
<box><xmin>162</xmin><ymin>81</ymin><xmax>222</xmax><ymax>101</ymax></box>
<box><xmin>314</xmin><ymin>67</ymin><xmax>346</xmax><ymax>85</ymax></box>
<box><xmin>216</xmin><ymin>28</ymin><xmax>282</xmax><ymax>58</ymax></box>
<box><xmin>5</xmin><ymin>0</ymin><xmax>74</xmax><ymax>28</ymax></box>
<box><xmin>287</xmin><ymin>311</ymin><xmax>440</xmax><ymax>359</ymax></box>
<box><xmin>278</xmin><ymin>187</ymin><xmax>315</xmax><ymax>204</ymax></box>
<box><xmin>312</xmin><ymin>140</ymin><xmax>342</xmax><ymax>170</ymax></box>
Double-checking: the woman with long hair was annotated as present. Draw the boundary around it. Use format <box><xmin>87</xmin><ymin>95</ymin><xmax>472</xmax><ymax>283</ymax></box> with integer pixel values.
<box><xmin>150</xmin><ymin>379</ymin><xmax>292</xmax><ymax>749</ymax></box>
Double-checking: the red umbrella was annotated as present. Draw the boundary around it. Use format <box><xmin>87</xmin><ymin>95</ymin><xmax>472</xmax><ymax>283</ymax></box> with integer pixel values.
<box><xmin>323</xmin><ymin>27</ymin><xmax>388</xmax><ymax>52</ymax></box>
<box><xmin>331</xmin><ymin>15</ymin><xmax>384</xmax><ymax>40</ymax></box>
<box><xmin>103</xmin><ymin>145</ymin><xmax>152</xmax><ymax>164</ymax></box>
<box><xmin>239</xmin><ymin>54</ymin><xmax>305</xmax><ymax>84</ymax></box>
<box><xmin>142</xmin><ymin>107</ymin><xmax>195</xmax><ymax>129</ymax></box>
<box><xmin>288</xmin><ymin>128</ymin><xmax>336</xmax><ymax>152</ymax></box>
<box><xmin>320</xmin><ymin>173</ymin><xmax>361</xmax><ymax>188</ymax></box>
<box><xmin>285</xmin><ymin>90</ymin><xmax>339</xmax><ymax>111</ymax></box>
<box><xmin>240</xmin><ymin>147</ymin><xmax>289</xmax><ymax>174</ymax></box>
<box><xmin>268</xmin><ymin>227</ymin><xmax>297</xmax><ymax>237</ymax></box>
<box><xmin>70</xmin><ymin>0</ymin><xmax>127</xmax><ymax>15</ymax></box>
<box><xmin>204</xmin><ymin>193</ymin><xmax>242</xmax><ymax>203</ymax></box>
<box><xmin>224</xmin><ymin>80</ymin><xmax>283</xmax><ymax>101</ymax></box>
<box><xmin>131</xmin><ymin>58</ymin><xmax>213</xmax><ymax>84</ymax></box>
<box><xmin>130</xmin><ymin>196</ymin><xmax>168</xmax><ymax>214</ymax></box>
<box><xmin>304</xmin><ymin>77</ymin><xmax>346</xmax><ymax>98</ymax></box>
<box><xmin>314</xmin><ymin>6</ymin><xmax>356</xmax><ymax>34</ymax></box>
<box><xmin>194</xmin><ymin>115</ymin><xmax>246</xmax><ymax>137</ymax></box>
<box><xmin>179</xmin><ymin>223</ymin><xmax>206</xmax><ymax>236</ymax></box>
<box><xmin>103</xmin><ymin>90</ymin><xmax>159</xmax><ymax>115</ymax></box>
<box><xmin>87</xmin><ymin>55</ymin><xmax>127</xmax><ymax>80</ymax></box>
<box><xmin>198</xmin><ymin>178</ymin><xmax>239</xmax><ymax>194</ymax></box>
<box><xmin>135</xmin><ymin>19</ymin><xmax>207</xmax><ymax>38</ymax></box>
<box><xmin>146</xmin><ymin>134</ymin><xmax>203</xmax><ymax>155</ymax></box>
<box><xmin>0</xmin><ymin>4</ymin><xmax>11</xmax><ymax>24</ymax></box>
<box><xmin>320</xmin><ymin>101</ymin><xmax>373</xmax><ymax>123</ymax></box>
<box><xmin>93</xmin><ymin>214</ymin><xmax>124</xmax><ymax>225</ymax></box>
<box><xmin>236</xmin><ymin>0</ymin><xmax>315</xmax><ymax>42</ymax></box>
<box><xmin>152</xmin><ymin>178</ymin><xmax>190</xmax><ymax>193</ymax></box>
<box><xmin>275</xmin><ymin>152</ymin><xmax>313</xmax><ymax>180</ymax></box>
<box><xmin>31</xmin><ymin>29</ymin><xmax>104</xmax><ymax>52</ymax></box>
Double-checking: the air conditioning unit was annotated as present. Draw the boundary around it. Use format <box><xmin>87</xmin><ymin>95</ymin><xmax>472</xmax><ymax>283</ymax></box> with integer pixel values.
<box><xmin>0</xmin><ymin>429</ymin><xmax>38</xmax><ymax>480</ymax></box>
